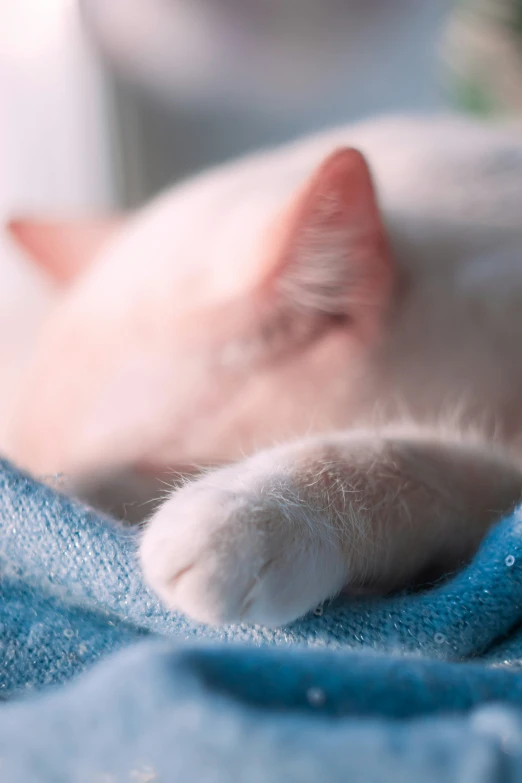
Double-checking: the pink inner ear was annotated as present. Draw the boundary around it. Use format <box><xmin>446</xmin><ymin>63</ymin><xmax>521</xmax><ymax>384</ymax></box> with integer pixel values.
<box><xmin>7</xmin><ymin>217</ymin><xmax>124</xmax><ymax>284</ymax></box>
<box><xmin>263</xmin><ymin>148</ymin><xmax>394</xmax><ymax>333</ymax></box>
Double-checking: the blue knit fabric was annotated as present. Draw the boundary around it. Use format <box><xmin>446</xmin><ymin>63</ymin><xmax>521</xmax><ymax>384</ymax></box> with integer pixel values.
<box><xmin>2</xmin><ymin>458</ymin><xmax>522</xmax><ymax>781</ymax></box>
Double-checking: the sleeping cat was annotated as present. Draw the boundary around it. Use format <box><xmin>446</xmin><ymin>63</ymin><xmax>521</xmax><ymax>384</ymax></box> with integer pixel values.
<box><xmin>6</xmin><ymin>114</ymin><xmax>522</xmax><ymax>627</ymax></box>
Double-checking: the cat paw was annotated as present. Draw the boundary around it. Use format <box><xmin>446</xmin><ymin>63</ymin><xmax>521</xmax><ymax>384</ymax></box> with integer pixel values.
<box><xmin>139</xmin><ymin>464</ymin><xmax>348</xmax><ymax>627</ymax></box>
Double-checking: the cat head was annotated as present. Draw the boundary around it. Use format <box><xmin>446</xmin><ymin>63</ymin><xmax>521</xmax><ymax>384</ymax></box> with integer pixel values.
<box><xmin>6</xmin><ymin>148</ymin><xmax>395</xmax><ymax>477</ymax></box>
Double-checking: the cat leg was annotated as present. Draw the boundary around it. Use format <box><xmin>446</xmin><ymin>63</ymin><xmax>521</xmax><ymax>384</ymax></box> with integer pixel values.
<box><xmin>140</xmin><ymin>431</ymin><xmax>522</xmax><ymax>627</ymax></box>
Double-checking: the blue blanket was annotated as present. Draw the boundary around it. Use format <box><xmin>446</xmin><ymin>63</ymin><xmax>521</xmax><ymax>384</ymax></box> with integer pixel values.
<box><xmin>2</xmin><ymin>458</ymin><xmax>522</xmax><ymax>781</ymax></box>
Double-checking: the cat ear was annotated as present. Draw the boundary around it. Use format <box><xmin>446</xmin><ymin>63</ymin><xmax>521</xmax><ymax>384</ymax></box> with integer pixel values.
<box><xmin>6</xmin><ymin>216</ymin><xmax>124</xmax><ymax>284</ymax></box>
<box><xmin>263</xmin><ymin>148</ymin><xmax>394</xmax><ymax>333</ymax></box>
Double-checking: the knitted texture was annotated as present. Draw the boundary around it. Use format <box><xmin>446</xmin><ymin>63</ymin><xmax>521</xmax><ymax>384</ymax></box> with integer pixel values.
<box><xmin>2</xmin><ymin>458</ymin><xmax>522</xmax><ymax>780</ymax></box>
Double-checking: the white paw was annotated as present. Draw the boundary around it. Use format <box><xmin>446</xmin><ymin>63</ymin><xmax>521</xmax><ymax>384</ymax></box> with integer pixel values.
<box><xmin>140</xmin><ymin>463</ymin><xmax>348</xmax><ymax>627</ymax></box>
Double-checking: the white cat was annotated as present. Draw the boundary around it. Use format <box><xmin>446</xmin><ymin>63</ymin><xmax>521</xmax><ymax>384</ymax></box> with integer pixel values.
<box><xmin>7</xmin><ymin>114</ymin><xmax>522</xmax><ymax>627</ymax></box>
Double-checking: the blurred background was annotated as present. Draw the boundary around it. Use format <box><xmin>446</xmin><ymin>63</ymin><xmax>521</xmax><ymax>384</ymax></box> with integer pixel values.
<box><xmin>1</xmin><ymin>0</ymin><xmax>521</xmax><ymax>435</ymax></box>
<box><xmin>0</xmin><ymin>0</ymin><xmax>452</xmax><ymax>218</ymax></box>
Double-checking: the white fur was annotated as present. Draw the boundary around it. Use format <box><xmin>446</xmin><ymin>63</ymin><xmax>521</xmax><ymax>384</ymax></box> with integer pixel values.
<box><xmin>8</xmin><ymin>114</ymin><xmax>522</xmax><ymax>627</ymax></box>
<box><xmin>139</xmin><ymin>116</ymin><xmax>522</xmax><ymax>626</ymax></box>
